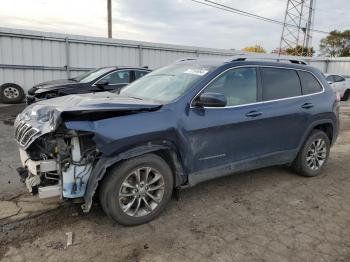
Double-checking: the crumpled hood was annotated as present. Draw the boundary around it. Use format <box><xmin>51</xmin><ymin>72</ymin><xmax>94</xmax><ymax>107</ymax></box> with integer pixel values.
<box><xmin>34</xmin><ymin>79</ymin><xmax>77</xmax><ymax>89</ymax></box>
<box><xmin>31</xmin><ymin>92</ymin><xmax>161</xmax><ymax>111</ymax></box>
<box><xmin>14</xmin><ymin>92</ymin><xmax>162</xmax><ymax>149</ymax></box>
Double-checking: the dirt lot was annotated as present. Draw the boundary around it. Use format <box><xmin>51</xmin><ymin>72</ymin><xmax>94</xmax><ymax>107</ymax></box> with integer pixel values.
<box><xmin>1</xmin><ymin>102</ymin><xmax>350</xmax><ymax>262</ymax></box>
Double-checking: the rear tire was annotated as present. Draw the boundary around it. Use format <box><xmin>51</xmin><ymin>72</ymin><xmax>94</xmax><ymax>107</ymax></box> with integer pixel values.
<box><xmin>341</xmin><ymin>89</ymin><xmax>350</xmax><ymax>101</ymax></box>
<box><xmin>0</xmin><ymin>83</ymin><xmax>25</xmax><ymax>104</ymax></box>
<box><xmin>292</xmin><ymin>130</ymin><xmax>330</xmax><ymax>177</ymax></box>
<box><xmin>100</xmin><ymin>154</ymin><xmax>173</xmax><ymax>226</ymax></box>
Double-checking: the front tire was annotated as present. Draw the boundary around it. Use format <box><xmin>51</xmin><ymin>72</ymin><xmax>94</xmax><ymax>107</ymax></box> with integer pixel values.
<box><xmin>100</xmin><ymin>154</ymin><xmax>173</xmax><ymax>226</ymax></box>
<box><xmin>292</xmin><ymin>130</ymin><xmax>330</xmax><ymax>177</ymax></box>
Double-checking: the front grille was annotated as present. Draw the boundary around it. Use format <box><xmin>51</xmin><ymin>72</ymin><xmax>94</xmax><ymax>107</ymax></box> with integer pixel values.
<box><xmin>14</xmin><ymin>120</ymin><xmax>40</xmax><ymax>147</ymax></box>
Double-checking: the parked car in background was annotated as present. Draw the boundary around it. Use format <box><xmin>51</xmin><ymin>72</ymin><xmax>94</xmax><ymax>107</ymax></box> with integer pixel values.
<box><xmin>26</xmin><ymin>67</ymin><xmax>151</xmax><ymax>104</ymax></box>
<box><xmin>15</xmin><ymin>57</ymin><xmax>339</xmax><ymax>225</ymax></box>
<box><xmin>325</xmin><ymin>74</ymin><xmax>350</xmax><ymax>101</ymax></box>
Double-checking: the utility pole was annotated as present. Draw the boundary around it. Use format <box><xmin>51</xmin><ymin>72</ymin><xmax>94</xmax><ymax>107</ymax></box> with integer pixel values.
<box><xmin>279</xmin><ymin>0</ymin><xmax>316</xmax><ymax>56</ymax></box>
<box><xmin>107</xmin><ymin>0</ymin><xmax>112</xmax><ymax>38</ymax></box>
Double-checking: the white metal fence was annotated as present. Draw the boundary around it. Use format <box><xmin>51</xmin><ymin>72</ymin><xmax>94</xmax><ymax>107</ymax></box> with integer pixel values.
<box><xmin>1</xmin><ymin>27</ymin><xmax>350</xmax><ymax>92</ymax></box>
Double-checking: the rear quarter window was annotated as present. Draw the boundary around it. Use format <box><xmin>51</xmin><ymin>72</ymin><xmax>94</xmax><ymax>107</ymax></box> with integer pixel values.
<box><xmin>298</xmin><ymin>71</ymin><xmax>323</xmax><ymax>95</ymax></box>
<box><xmin>261</xmin><ymin>68</ymin><xmax>302</xmax><ymax>101</ymax></box>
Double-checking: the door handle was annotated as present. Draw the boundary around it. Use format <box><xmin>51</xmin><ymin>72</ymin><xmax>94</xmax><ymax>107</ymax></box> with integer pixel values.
<box><xmin>301</xmin><ymin>103</ymin><xmax>314</xmax><ymax>109</ymax></box>
<box><xmin>245</xmin><ymin>111</ymin><xmax>262</xmax><ymax>117</ymax></box>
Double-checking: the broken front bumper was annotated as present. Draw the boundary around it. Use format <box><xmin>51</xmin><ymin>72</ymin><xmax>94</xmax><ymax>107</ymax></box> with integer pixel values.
<box><xmin>18</xmin><ymin>148</ymin><xmax>62</xmax><ymax>198</ymax></box>
<box><xmin>18</xmin><ymin>136</ymin><xmax>93</xmax><ymax>200</ymax></box>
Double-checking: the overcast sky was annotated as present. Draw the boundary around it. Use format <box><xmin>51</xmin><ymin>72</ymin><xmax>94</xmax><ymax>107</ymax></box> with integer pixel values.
<box><xmin>0</xmin><ymin>0</ymin><xmax>348</xmax><ymax>52</ymax></box>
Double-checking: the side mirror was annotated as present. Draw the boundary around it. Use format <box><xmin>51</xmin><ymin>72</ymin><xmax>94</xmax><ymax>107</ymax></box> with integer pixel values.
<box><xmin>95</xmin><ymin>79</ymin><xmax>109</xmax><ymax>89</ymax></box>
<box><xmin>328</xmin><ymin>81</ymin><xmax>333</xmax><ymax>85</ymax></box>
<box><xmin>193</xmin><ymin>92</ymin><xmax>227</xmax><ymax>107</ymax></box>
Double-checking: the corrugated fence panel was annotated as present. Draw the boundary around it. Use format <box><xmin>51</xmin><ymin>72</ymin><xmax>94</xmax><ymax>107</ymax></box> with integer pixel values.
<box><xmin>1</xmin><ymin>27</ymin><xmax>350</xmax><ymax>93</ymax></box>
<box><xmin>328</xmin><ymin>61</ymin><xmax>349</xmax><ymax>75</ymax></box>
<box><xmin>308</xmin><ymin>61</ymin><xmax>326</xmax><ymax>72</ymax></box>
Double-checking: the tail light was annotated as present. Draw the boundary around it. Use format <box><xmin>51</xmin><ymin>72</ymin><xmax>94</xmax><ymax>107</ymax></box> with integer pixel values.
<box><xmin>336</xmin><ymin>92</ymin><xmax>341</xmax><ymax>102</ymax></box>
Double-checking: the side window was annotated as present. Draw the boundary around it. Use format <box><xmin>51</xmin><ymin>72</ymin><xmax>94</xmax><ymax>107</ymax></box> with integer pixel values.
<box><xmin>204</xmin><ymin>67</ymin><xmax>257</xmax><ymax>106</ymax></box>
<box><xmin>334</xmin><ymin>75</ymin><xmax>345</xmax><ymax>82</ymax></box>
<box><xmin>101</xmin><ymin>70</ymin><xmax>131</xmax><ymax>84</ymax></box>
<box><xmin>326</xmin><ymin>75</ymin><xmax>335</xmax><ymax>82</ymax></box>
<box><xmin>134</xmin><ymin>70</ymin><xmax>149</xmax><ymax>80</ymax></box>
<box><xmin>261</xmin><ymin>68</ymin><xmax>301</xmax><ymax>101</ymax></box>
<box><xmin>298</xmin><ymin>71</ymin><xmax>323</xmax><ymax>95</ymax></box>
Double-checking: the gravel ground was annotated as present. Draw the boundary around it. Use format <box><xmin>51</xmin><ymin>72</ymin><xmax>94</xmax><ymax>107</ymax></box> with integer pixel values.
<box><xmin>0</xmin><ymin>104</ymin><xmax>26</xmax><ymax>201</ymax></box>
<box><xmin>1</xmin><ymin>102</ymin><xmax>350</xmax><ymax>262</ymax></box>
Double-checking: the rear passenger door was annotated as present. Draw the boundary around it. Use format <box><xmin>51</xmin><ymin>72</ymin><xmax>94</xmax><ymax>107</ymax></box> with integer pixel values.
<box><xmin>255</xmin><ymin>67</ymin><xmax>311</xmax><ymax>156</ymax></box>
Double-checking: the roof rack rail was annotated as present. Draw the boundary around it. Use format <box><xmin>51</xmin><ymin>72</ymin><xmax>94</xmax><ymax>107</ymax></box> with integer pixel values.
<box><xmin>175</xmin><ymin>57</ymin><xmax>198</xmax><ymax>63</ymax></box>
<box><xmin>230</xmin><ymin>55</ymin><xmax>308</xmax><ymax>65</ymax></box>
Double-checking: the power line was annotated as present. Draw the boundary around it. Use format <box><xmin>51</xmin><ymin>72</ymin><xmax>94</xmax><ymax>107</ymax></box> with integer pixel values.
<box><xmin>271</xmin><ymin>0</ymin><xmax>348</xmax><ymax>15</ymax></box>
<box><xmin>189</xmin><ymin>0</ymin><xmax>333</xmax><ymax>35</ymax></box>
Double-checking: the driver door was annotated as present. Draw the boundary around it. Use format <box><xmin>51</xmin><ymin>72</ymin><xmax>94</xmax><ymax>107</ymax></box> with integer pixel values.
<box><xmin>184</xmin><ymin>67</ymin><xmax>263</xmax><ymax>174</ymax></box>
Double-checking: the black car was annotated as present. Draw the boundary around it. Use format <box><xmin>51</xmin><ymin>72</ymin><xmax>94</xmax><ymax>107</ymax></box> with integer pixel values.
<box><xmin>26</xmin><ymin>67</ymin><xmax>151</xmax><ymax>104</ymax></box>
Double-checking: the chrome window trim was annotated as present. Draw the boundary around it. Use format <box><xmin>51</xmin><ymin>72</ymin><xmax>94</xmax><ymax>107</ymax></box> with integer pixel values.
<box><xmin>190</xmin><ymin>65</ymin><xmax>325</xmax><ymax>109</ymax></box>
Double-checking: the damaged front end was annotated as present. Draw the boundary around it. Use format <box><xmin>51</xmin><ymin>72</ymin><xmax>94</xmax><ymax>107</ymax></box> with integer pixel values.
<box><xmin>16</xmin><ymin>120</ymin><xmax>98</xmax><ymax>199</ymax></box>
<box><xmin>14</xmin><ymin>93</ymin><xmax>163</xmax><ymax>209</ymax></box>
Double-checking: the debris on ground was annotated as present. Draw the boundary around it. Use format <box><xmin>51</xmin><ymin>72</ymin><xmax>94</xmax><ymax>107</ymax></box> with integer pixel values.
<box><xmin>66</xmin><ymin>232</ymin><xmax>73</xmax><ymax>248</ymax></box>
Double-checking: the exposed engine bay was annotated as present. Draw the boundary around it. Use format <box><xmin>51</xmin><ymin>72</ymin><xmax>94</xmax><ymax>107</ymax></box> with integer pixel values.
<box><xmin>14</xmin><ymin>92</ymin><xmax>163</xmax><ymax>210</ymax></box>
<box><xmin>17</xmin><ymin>127</ymin><xmax>99</xmax><ymax>199</ymax></box>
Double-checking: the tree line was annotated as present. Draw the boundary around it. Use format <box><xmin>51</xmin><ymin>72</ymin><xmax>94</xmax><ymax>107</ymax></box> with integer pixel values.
<box><xmin>241</xmin><ymin>30</ymin><xmax>350</xmax><ymax>57</ymax></box>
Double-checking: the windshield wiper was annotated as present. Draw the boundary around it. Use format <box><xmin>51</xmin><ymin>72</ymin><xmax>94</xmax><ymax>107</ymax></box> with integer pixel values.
<box><xmin>68</xmin><ymin>78</ymin><xmax>78</xmax><ymax>82</ymax></box>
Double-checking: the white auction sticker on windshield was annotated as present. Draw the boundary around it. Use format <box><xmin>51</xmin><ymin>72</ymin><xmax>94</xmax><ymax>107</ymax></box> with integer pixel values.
<box><xmin>184</xmin><ymin>68</ymin><xmax>209</xmax><ymax>76</ymax></box>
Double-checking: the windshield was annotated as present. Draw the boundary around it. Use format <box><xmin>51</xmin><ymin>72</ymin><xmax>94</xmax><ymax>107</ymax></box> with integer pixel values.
<box><xmin>120</xmin><ymin>63</ymin><xmax>215</xmax><ymax>103</ymax></box>
<box><xmin>71</xmin><ymin>67</ymin><xmax>115</xmax><ymax>83</ymax></box>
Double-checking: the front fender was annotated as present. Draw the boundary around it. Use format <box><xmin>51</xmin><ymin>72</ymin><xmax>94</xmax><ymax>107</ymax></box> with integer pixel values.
<box><xmin>82</xmin><ymin>141</ymin><xmax>186</xmax><ymax>212</ymax></box>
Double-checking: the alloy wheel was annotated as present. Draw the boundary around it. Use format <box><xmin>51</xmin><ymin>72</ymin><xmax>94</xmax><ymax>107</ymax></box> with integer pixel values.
<box><xmin>306</xmin><ymin>138</ymin><xmax>327</xmax><ymax>170</ymax></box>
<box><xmin>119</xmin><ymin>167</ymin><xmax>165</xmax><ymax>217</ymax></box>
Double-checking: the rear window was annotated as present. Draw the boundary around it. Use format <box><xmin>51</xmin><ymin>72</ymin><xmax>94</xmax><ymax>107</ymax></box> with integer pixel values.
<box><xmin>261</xmin><ymin>68</ymin><xmax>302</xmax><ymax>101</ymax></box>
<box><xmin>298</xmin><ymin>71</ymin><xmax>323</xmax><ymax>95</ymax></box>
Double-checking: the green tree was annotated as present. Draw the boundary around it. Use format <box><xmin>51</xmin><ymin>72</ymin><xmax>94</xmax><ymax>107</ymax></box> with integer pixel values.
<box><xmin>271</xmin><ymin>46</ymin><xmax>314</xmax><ymax>56</ymax></box>
<box><xmin>285</xmin><ymin>45</ymin><xmax>315</xmax><ymax>57</ymax></box>
<box><xmin>242</xmin><ymin>44</ymin><xmax>266</xmax><ymax>53</ymax></box>
<box><xmin>320</xmin><ymin>30</ymin><xmax>350</xmax><ymax>57</ymax></box>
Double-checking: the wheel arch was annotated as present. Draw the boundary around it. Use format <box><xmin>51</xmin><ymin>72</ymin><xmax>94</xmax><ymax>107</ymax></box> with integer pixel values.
<box><xmin>298</xmin><ymin>119</ymin><xmax>336</xmax><ymax>151</ymax></box>
<box><xmin>342</xmin><ymin>89</ymin><xmax>350</xmax><ymax>101</ymax></box>
<box><xmin>82</xmin><ymin>141</ymin><xmax>186</xmax><ymax>212</ymax></box>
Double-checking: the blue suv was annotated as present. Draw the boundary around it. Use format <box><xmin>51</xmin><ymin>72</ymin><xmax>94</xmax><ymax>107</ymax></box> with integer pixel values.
<box><xmin>15</xmin><ymin>57</ymin><xmax>339</xmax><ymax>225</ymax></box>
